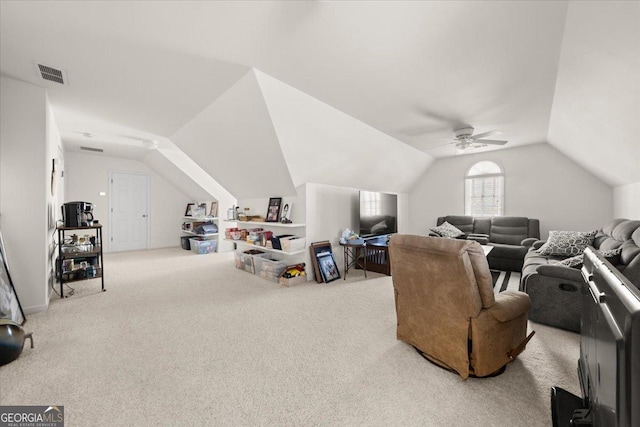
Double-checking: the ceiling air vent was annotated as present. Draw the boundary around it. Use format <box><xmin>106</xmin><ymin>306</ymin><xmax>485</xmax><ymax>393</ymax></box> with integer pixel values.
<box><xmin>34</xmin><ymin>62</ymin><xmax>68</xmax><ymax>85</ymax></box>
<box><xmin>80</xmin><ymin>146</ymin><xmax>103</xmax><ymax>153</ymax></box>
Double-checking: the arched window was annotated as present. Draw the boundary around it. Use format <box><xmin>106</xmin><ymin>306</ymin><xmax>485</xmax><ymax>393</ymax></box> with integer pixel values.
<box><xmin>464</xmin><ymin>161</ymin><xmax>504</xmax><ymax>216</ymax></box>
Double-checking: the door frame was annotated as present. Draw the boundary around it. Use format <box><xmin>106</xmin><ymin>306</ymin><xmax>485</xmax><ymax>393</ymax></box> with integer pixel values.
<box><xmin>108</xmin><ymin>170</ymin><xmax>150</xmax><ymax>253</ymax></box>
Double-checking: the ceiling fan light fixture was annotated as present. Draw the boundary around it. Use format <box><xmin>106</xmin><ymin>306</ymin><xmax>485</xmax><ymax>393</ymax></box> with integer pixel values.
<box><xmin>454</xmin><ymin>127</ymin><xmax>475</xmax><ymax>139</ymax></box>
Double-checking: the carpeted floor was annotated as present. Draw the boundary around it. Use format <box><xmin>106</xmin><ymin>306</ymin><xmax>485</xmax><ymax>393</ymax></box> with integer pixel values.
<box><xmin>0</xmin><ymin>247</ymin><xmax>580</xmax><ymax>426</ymax></box>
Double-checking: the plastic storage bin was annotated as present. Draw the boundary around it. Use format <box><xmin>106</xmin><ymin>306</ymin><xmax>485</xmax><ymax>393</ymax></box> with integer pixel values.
<box><xmin>253</xmin><ymin>256</ymin><xmax>287</xmax><ymax>282</ymax></box>
<box><xmin>189</xmin><ymin>238</ymin><xmax>217</xmax><ymax>254</ymax></box>
<box><xmin>234</xmin><ymin>249</ymin><xmax>265</xmax><ymax>273</ymax></box>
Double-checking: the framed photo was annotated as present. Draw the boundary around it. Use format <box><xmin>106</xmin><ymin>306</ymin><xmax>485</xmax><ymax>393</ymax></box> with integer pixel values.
<box><xmin>309</xmin><ymin>241</ymin><xmax>334</xmax><ymax>283</ymax></box>
<box><xmin>0</xmin><ymin>231</ymin><xmax>26</xmax><ymax>325</ymax></box>
<box><xmin>317</xmin><ymin>252</ymin><xmax>340</xmax><ymax>283</ymax></box>
<box><xmin>209</xmin><ymin>201</ymin><xmax>218</xmax><ymax>217</ymax></box>
<box><xmin>280</xmin><ymin>202</ymin><xmax>292</xmax><ymax>223</ymax></box>
<box><xmin>194</xmin><ymin>202</ymin><xmax>207</xmax><ymax>218</ymax></box>
<box><xmin>266</xmin><ymin>197</ymin><xmax>282</xmax><ymax>222</ymax></box>
<box><xmin>62</xmin><ymin>259</ymin><xmax>74</xmax><ymax>273</ymax></box>
<box><xmin>185</xmin><ymin>203</ymin><xmax>195</xmax><ymax>217</ymax></box>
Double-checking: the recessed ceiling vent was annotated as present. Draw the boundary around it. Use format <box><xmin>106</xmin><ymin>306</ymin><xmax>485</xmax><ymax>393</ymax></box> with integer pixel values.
<box><xmin>80</xmin><ymin>146</ymin><xmax>103</xmax><ymax>153</ymax></box>
<box><xmin>34</xmin><ymin>62</ymin><xmax>68</xmax><ymax>85</ymax></box>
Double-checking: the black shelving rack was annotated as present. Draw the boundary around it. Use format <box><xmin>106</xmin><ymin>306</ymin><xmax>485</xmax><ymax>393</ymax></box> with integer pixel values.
<box><xmin>56</xmin><ymin>225</ymin><xmax>105</xmax><ymax>298</ymax></box>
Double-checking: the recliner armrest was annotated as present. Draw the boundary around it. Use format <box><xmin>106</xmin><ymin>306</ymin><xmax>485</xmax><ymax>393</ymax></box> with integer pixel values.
<box><xmin>531</xmin><ymin>240</ymin><xmax>546</xmax><ymax>250</ymax></box>
<box><xmin>467</xmin><ymin>234</ymin><xmax>489</xmax><ymax>245</ymax></box>
<box><xmin>535</xmin><ymin>264</ymin><xmax>583</xmax><ymax>282</ymax></box>
<box><xmin>521</xmin><ymin>237</ymin><xmax>537</xmax><ymax>248</ymax></box>
<box><xmin>486</xmin><ymin>290</ymin><xmax>531</xmax><ymax>323</ymax></box>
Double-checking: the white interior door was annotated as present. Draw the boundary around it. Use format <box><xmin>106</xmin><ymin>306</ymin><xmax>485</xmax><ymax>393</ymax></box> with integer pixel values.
<box><xmin>110</xmin><ymin>171</ymin><xmax>149</xmax><ymax>252</ymax></box>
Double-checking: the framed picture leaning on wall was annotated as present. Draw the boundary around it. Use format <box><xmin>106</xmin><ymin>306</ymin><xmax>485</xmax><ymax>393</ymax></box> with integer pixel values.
<box><xmin>0</xmin><ymin>230</ymin><xmax>26</xmax><ymax>325</ymax></box>
<box><xmin>317</xmin><ymin>251</ymin><xmax>340</xmax><ymax>283</ymax></box>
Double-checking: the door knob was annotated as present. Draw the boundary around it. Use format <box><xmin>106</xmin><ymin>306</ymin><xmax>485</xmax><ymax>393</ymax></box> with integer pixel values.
<box><xmin>142</xmin><ymin>214</ymin><xmax>147</xmax><ymax>218</ymax></box>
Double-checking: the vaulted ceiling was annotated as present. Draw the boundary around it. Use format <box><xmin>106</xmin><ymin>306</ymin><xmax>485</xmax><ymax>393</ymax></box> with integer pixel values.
<box><xmin>1</xmin><ymin>1</ymin><xmax>638</xmax><ymax>187</ymax></box>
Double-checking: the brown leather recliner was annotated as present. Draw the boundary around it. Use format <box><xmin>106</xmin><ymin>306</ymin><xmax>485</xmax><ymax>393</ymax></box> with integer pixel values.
<box><xmin>389</xmin><ymin>235</ymin><xmax>533</xmax><ymax>379</ymax></box>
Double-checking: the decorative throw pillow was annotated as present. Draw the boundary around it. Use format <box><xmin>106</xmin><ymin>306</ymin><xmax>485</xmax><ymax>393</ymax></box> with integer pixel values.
<box><xmin>599</xmin><ymin>247</ymin><xmax>623</xmax><ymax>266</ymax></box>
<box><xmin>559</xmin><ymin>247</ymin><xmax>623</xmax><ymax>269</ymax></box>
<box><xmin>536</xmin><ymin>230</ymin><xmax>597</xmax><ymax>257</ymax></box>
<box><xmin>430</xmin><ymin>221</ymin><xmax>464</xmax><ymax>239</ymax></box>
<box><xmin>560</xmin><ymin>254</ymin><xmax>584</xmax><ymax>268</ymax></box>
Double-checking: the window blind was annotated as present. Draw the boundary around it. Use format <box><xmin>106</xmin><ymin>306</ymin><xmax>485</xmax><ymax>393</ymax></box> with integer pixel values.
<box><xmin>465</xmin><ymin>176</ymin><xmax>504</xmax><ymax>216</ymax></box>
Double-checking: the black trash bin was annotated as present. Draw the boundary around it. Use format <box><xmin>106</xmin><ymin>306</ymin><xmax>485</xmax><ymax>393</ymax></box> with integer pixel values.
<box><xmin>181</xmin><ymin>236</ymin><xmax>191</xmax><ymax>250</ymax></box>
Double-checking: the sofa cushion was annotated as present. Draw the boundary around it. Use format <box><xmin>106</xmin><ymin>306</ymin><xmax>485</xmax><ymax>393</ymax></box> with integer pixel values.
<box><xmin>472</xmin><ymin>218</ymin><xmax>491</xmax><ymax>235</ymax></box>
<box><xmin>439</xmin><ymin>216</ymin><xmax>475</xmax><ymax>234</ymax></box>
<box><xmin>431</xmin><ymin>221</ymin><xmax>465</xmax><ymax>238</ymax></box>
<box><xmin>536</xmin><ymin>230</ymin><xmax>597</xmax><ymax>257</ymax></box>
<box><xmin>602</xmin><ymin>218</ymin><xmax>627</xmax><ymax>236</ymax></box>
<box><xmin>612</xmin><ymin>220</ymin><xmax>640</xmax><ymax>241</ymax></box>
<box><xmin>489</xmin><ymin>217</ymin><xmax>530</xmax><ymax>245</ymax></box>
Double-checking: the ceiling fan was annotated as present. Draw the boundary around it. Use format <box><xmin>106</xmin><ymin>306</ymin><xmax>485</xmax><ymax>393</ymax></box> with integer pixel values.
<box><xmin>451</xmin><ymin>127</ymin><xmax>508</xmax><ymax>151</ymax></box>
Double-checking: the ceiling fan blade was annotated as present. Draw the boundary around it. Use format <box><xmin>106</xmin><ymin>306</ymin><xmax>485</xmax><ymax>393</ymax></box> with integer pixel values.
<box><xmin>477</xmin><ymin>139</ymin><xmax>508</xmax><ymax>146</ymax></box>
<box><xmin>426</xmin><ymin>141</ymin><xmax>454</xmax><ymax>149</ymax></box>
<box><xmin>471</xmin><ymin>130</ymin><xmax>502</xmax><ymax>140</ymax></box>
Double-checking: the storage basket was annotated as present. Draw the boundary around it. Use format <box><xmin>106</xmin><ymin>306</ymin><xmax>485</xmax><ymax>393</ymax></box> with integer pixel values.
<box><xmin>234</xmin><ymin>249</ymin><xmax>265</xmax><ymax>273</ymax></box>
<box><xmin>189</xmin><ymin>238</ymin><xmax>217</xmax><ymax>254</ymax></box>
<box><xmin>281</xmin><ymin>236</ymin><xmax>306</xmax><ymax>253</ymax></box>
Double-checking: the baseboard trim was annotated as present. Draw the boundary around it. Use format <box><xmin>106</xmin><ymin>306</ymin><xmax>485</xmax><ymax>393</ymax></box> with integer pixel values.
<box><xmin>24</xmin><ymin>303</ymin><xmax>49</xmax><ymax>315</ymax></box>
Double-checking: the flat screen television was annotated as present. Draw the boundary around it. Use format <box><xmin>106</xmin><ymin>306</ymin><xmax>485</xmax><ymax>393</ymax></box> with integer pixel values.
<box><xmin>551</xmin><ymin>247</ymin><xmax>640</xmax><ymax>427</ymax></box>
<box><xmin>358</xmin><ymin>191</ymin><xmax>397</xmax><ymax>238</ymax></box>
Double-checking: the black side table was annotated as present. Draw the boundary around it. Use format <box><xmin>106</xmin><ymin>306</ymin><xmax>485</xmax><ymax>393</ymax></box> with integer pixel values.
<box><xmin>340</xmin><ymin>241</ymin><xmax>367</xmax><ymax>280</ymax></box>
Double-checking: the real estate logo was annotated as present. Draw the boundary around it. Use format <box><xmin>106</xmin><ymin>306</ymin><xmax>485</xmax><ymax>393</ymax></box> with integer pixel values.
<box><xmin>0</xmin><ymin>406</ymin><xmax>64</xmax><ymax>427</ymax></box>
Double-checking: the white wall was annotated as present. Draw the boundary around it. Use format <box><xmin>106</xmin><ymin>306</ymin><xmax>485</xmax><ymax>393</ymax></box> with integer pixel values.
<box><xmin>0</xmin><ymin>76</ymin><xmax>50</xmax><ymax>313</ymax></box>
<box><xmin>409</xmin><ymin>143</ymin><xmax>613</xmax><ymax>239</ymax></box>
<box><xmin>548</xmin><ymin>1</ymin><xmax>640</xmax><ymax>187</ymax></box>
<box><xmin>46</xmin><ymin>96</ymin><xmax>64</xmax><ymax>300</ymax></box>
<box><xmin>64</xmin><ymin>151</ymin><xmax>193</xmax><ymax>252</ymax></box>
<box><xmin>614</xmin><ymin>182</ymin><xmax>640</xmax><ymax>219</ymax></box>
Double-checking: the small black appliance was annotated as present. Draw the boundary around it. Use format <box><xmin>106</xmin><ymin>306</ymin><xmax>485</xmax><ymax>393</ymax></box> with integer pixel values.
<box><xmin>62</xmin><ymin>202</ymin><xmax>94</xmax><ymax>227</ymax></box>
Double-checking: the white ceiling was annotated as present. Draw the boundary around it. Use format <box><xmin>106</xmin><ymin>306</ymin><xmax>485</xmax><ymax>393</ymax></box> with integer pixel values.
<box><xmin>1</xmin><ymin>1</ymin><xmax>637</xmax><ymax>186</ymax></box>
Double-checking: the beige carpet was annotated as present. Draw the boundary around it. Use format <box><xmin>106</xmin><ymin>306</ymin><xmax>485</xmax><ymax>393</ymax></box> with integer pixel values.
<box><xmin>0</xmin><ymin>247</ymin><xmax>580</xmax><ymax>426</ymax></box>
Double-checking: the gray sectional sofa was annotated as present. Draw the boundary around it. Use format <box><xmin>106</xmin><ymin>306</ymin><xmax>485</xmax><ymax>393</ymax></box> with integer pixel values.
<box><xmin>434</xmin><ymin>215</ymin><xmax>540</xmax><ymax>272</ymax></box>
<box><xmin>520</xmin><ymin>219</ymin><xmax>640</xmax><ymax>332</ymax></box>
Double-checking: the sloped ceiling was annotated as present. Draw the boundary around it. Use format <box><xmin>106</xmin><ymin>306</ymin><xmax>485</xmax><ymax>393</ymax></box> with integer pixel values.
<box><xmin>143</xmin><ymin>150</ymin><xmax>213</xmax><ymax>202</ymax></box>
<box><xmin>0</xmin><ymin>1</ymin><xmax>637</xmax><ymax>189</ymax></box>
<box><xmin>548</xmin><ymin>1</ymin><xmax>640</xmax><ymax>187</ymax></box>
<box><xmin>170</xmin><ymin>70</ymin><xmax>296</xmax><ymax>199</ymax></box>
<box><xmin>255</xmin><ymin>70</ymin><xmax>434</xmax><ymax>193</ymax></box>
<box><xmin>0</xmin><ymin>1</ymin><xmax>249</xmax><ymax>137</ymax></box>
